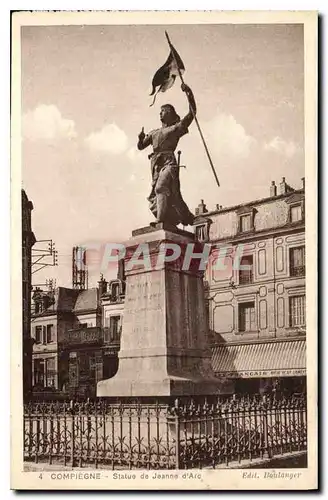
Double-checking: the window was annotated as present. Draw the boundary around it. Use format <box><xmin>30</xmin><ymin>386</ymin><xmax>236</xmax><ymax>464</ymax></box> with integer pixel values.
<box><xmin>45</xmin><ymin>357</ymin><xmax>56</xmax><ymax>388</ymax></box>
<box><xmin>196</xmin><ymin>225</ymin><xmax>207</xmax><ymax>242</ymax></box>
<box><xmin>239</xmin><ymin>255</ymin><xmax>253</xmax><ymax>284</ymax></box>
<box><xmin>290</xmin><ymin>204</ymin><xmax>302</xmax><ymax>222</ymax></box>
<box><xmin>240</xmin><ymin>214</ymin><xmax>252</xmax><ymax>232</ymax></box>
<box><xmin>289</xmin><ymin>295</ymin><xmax>306</xmax><ymax>327</ymax></box>
<box><xmin>104</xmin><ymin>314</ymin><xmax>110</xmax><ymax>328</ymax></box>
<box><xmin>34</xmin><ymin>359</ymin><xmax>45</xmax><ymax>386</ymax></box>
<box><xmin>103</xmin><ymin>327</ymin><xmax>110</xmax><ymax>343</ymax></box>
<box><xmin>103</xmin><ymin>314</ymin><xmax>110</xmax><ymax>342</ymax></box>
<box><xmin>110</xmin><ymin>316</ymin><xmax>121</xmax><ymax>342</ymax></box>
<box><xmin>238</xmin><ymin>302</ymin><xmax>256</xmax><ymax>332</ymax></box>
<box><xmin>89</xmin><ymin>352</ymin><xmax>103</xmax><ymax>384</ymax></box>
<box><xmin>290</xmin><ymin>246</ymin><xmax>305</xmax><ymax>277</ymax></box>
<box><xmin>78</xmin><ymin>353</ymin><xmax>90</xmax><ymax>382</ymax></box>
<box><xmin>46</xmin><ymin>324</ymin><xmax>54</xmax><ymax>343</ymax></box>
<box><xmin>69</xmin><ymin>352</ymin><xmax>78</xmax><ymax>388</ymax></box>
<box><xmin>103</xmin><ymin>315</ymin><xmax>121</xmax><ymax>343</ymax></box>
<box><xmin>111</xmin><ymin>283</ymin><xmax>120</xmax><ymax>301</ymax></box>
<box><xmin>35</xmin><ymin>326</ymin><xmax>43</xmax><ymax>344</ymax></box>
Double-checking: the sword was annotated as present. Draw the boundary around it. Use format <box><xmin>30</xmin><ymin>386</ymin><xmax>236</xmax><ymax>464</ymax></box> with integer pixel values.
<box><xmin>177</xmin><ymin>150</ymin><xmax>186</xmax><ymax>168</ymax></box>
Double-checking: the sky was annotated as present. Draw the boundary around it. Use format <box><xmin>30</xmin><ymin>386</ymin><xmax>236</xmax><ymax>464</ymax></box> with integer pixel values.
<box><xmin>21</xmin><ymin>23</ymin><xmax>304</xmax><ymax>288</ymax></box>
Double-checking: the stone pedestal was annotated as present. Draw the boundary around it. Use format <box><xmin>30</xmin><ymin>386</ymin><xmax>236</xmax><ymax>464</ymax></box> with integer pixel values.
<box><xmin>97</xmin><ymin>223</ymin><xmax>222</xmax><ymax>397</ymax></box>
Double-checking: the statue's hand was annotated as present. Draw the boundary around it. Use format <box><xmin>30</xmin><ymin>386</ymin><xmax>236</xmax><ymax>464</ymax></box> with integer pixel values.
<box><xmin>138</xmin><ymin>127</ymin><xmax>146</xmax><ymax>141</ymax></box>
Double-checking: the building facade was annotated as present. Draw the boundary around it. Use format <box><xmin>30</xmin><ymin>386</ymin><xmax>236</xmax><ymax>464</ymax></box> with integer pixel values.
<box><xmin>31</xmin><ymin>276</ymin><xmax>125</xmax><ymax>398</ymax></box>
<box><xmin>31</xmin><ymin>286</ymin><xmax>102</xmax><ymax>396</ymax></box>
<box><xmin>194</xmin><ymin>177</ymin><xmax>306</xmax><ymax>394</ymax></box>
<box><xmin>22</xmin><ymin>190</ymin><xmax>36</xmax><ymax>400</ymax></box>
<box><xmin>100</xmin><ymin>276</ymin><xmax>125</xmax><ymax>381</ymax></box>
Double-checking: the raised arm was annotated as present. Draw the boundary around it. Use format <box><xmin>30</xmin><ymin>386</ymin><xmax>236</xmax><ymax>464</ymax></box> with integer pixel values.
<box><xmin>180</xmin><ymin>84</ymin><xmax>197</xmax><ymax>129</ymax></box>
<box><xmin>137</xmin><ymin>127</ymin><xmax>152</xmax><ymax>150</ymax></box>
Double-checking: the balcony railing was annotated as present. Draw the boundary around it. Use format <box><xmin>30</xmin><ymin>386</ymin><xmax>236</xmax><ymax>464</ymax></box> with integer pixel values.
<box><xmin>61</xmin><ymin>327</ymin><xmax>102</xmax><ymax>346</ymax></box>
<box><xmin>290</xmin><ymin>265</ymin><xmax>306</xmax><ymax>277</ymax></box>
<box><xmin>60</xmin><ymin>327</ymin><xmax>122</xmax><ymax>347</ymax></box>
<box><xmin>239</xmin><ymin>271</ymin><xmax>253</xmax><ymax>285</ymax></box>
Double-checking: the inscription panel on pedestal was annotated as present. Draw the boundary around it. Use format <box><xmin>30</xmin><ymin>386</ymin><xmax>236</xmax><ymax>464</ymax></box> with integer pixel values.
<box><xmin>121</xmin><ymin>271</ymin><xmax>165</xmax><ymax>349</ymax></box>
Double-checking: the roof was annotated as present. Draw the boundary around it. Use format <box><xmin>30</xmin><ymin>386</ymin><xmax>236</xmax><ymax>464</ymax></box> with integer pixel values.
<box><xmin>195</xmin><ymin>189</ymin><xmax>305</xmax><ymax>220</ymax></box>
<box><xmin>211</xmin><ymin>339</ymin><xmax>306</xmax><ymax>378</ymax></box>
<box><xmin>35</xmin><ymin>287</ymin><xmax>99</xmax><ymax>316</ymax></box>
<box><xmin>42</xmin><ymin>287</ymin><xmax>80</xmax><ymax>314</ymax></box>
<box><xmin>73</xmin><ymin>288</ymin><xmax>98</xmax><ymax>312</ymax></box>
<box><xmin>58</xmin><ymin>287</ymin><xmax>81</xmax><ymax>312</ymax></box>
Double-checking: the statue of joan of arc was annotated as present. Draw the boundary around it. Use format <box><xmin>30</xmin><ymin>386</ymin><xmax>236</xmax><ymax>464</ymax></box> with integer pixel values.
<box><xmin>137</xmin><ymin>83</ymin><xmax>196</xmax><ymax>227</ymax></box>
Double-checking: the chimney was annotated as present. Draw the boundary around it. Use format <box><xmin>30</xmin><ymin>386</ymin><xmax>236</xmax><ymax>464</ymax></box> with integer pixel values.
<box><xmin>301</xmin><ymin>177</ymin><xmax>305</xmax><ymax>190</ymax></box>
<box><xmin>117</xmin><ymin>258</ymin><xmax>126</xmax><ymax>282</ymax></box>
<box><xmin>270</xmin><ymin>181</ymin><xmax>277</xmax><ymax>197</ymax></box>
<box><xmin>98</xmin><ymin>274</ymin><xmax>107</xmax><ymax>296</ymax></box>
<box><xmin>279</xmin><ymin>177</ymin><xmax>287</xmax><ymax>195</ymax></box>
<box><xmin>42</xmin><ymin>293</ymin><xmax>51</xmax><ymax>311</ymax></box>
<box><xmin>32</xmin><ymin>287</ymin><xmax>43</xmax><ymax>314</ymax></box>
<box><xmin>195</xmin><ymin>199</ymin><xmax>208</xmax><ymax>216</ymax></box>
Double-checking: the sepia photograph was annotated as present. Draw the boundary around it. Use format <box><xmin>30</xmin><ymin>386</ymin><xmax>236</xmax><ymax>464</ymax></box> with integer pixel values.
<box><xmin>11</xmin><ymin>10</ymin><xmax>317</xmax><ymax>490</ymax></box>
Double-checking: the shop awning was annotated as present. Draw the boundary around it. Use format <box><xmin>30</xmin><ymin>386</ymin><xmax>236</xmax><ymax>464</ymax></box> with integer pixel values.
<box><xmin>211</xmin><ymin>339</ymin><xmax>306</xmax><ymax>378</ymax></box>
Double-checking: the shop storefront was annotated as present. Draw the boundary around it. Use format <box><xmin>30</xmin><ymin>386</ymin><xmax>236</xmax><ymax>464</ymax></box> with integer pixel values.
<box><xmin>212</xmin><ymin>338</ymin><xmax>306</xmax><ymax>395</ymax></box>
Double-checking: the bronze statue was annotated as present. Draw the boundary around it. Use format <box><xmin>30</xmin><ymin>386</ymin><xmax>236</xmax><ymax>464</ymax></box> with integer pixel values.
<box><xmin>137</xmin><ymin>83</ymin><xmax>196</xmax><ymax>227</ymax></box>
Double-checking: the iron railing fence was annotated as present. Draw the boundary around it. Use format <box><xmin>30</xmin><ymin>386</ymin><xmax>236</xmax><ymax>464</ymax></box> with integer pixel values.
<box><xmin>24</xmin><ymin>394</ymin><xmax>307</xmax><ymax>469</ymax></box>
<box><xmin>175</xmin><ymin>394</ymin><xmax>307</xmax><ymax>469</ymax></box>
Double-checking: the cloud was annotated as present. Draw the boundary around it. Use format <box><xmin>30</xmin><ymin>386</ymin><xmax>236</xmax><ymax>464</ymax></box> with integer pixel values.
<box><xmin>22</xmin><ymin>105</ymin><xmax>77</xmax><ymax>141</ymax></box>
<box><xmin>264</xmin><ymin>137</ymin><xmax>300</xmax><ymax>158</ymax></box>
<box><xmin>85</xmin><ymin>123</ymin><xmax>128</xmax><ymax>154</ymax></box>
<box><xmin>205</xmin><ymin>112</ymin><xmax>256</xmax><ymax>161</ymax></box>
<box><xmin>126</xmin><ymin>146</ymin><xmax>145</xmax><ymax>163</ymax></box>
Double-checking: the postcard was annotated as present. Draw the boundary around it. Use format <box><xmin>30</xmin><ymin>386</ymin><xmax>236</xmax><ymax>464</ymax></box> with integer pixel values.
<box><xmin>11</xmin><ymin>10</ymin><xmax>317</xmax><ymax>490</ymax></box>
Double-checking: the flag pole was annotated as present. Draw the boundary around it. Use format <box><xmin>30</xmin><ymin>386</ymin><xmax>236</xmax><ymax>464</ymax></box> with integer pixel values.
<box><xmin>165</xmin><ymin>31</ymin><xmax>220</xmax><ymax>188</ymax></box>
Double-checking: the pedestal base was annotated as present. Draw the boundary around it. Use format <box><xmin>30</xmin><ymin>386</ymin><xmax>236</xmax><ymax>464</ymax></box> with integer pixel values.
<box><xmin>97</xmin><ymin>225</ymin><xmax>224</xmax><ymax>398</ymax></box>
<box><xmin>97</xmin><ymin>373</ymin><xmax>222</xmax><ymax>397</ymax></box>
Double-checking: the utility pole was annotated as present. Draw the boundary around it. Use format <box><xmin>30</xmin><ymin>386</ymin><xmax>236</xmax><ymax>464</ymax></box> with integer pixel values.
<box><xmin>32</xmin><ymin>239</ymin><xmax>58</xmax><ymax>274</ymax></box>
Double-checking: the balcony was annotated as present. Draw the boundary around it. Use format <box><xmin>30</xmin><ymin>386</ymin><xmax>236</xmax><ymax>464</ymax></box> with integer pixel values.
<box><xmin>290</xmin><ymin>266</ymin><xmax>306</xmax><ymax>277</ymax></box>
<box><xmin>62</xmin><ymin>326</ymin><xmax>102</xmax><ymax>346</ymax></box>
<box><xmin>239</xmin><ymin>272</ymin><xmax>253</xmax><ymax>285</ymax></box>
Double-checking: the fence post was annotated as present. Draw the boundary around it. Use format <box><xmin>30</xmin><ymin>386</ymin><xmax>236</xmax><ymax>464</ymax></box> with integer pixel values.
<box><xmin>70</xmin><ymin>400</ymin><xmax>75</xmax><ymax>467</ymax></box>
<box><xmin>262</xmin><ymin>395</ymin><xmax>270</xmax><ymax>459</ymax></box>
<box><xmin>174</xmin><ymin>398</ymin><xmax>181</xmax><ymax>469</ymax></box>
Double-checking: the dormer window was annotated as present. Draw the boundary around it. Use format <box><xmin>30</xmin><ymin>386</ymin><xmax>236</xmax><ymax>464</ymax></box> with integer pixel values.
<box><xmin>196</xmin><ymin>225</ymin><xmax>207</xmax><ymax>242</ymax></box>
<box><xmin>285</xmin><ymin>193</ymin><xmax>305</xmax><ymax>224</ymax></box>
<box><xmin>194</xmin><ymin>217</ymin><xmax>212</xmax><ymax>243</ymax></box>
<box><xmin>240</xmin><ymin>214</ymin><xmax>252</xmax><ymax>232</ymax></box>
<box><xmin>290</xmin><ymin>204</ymin><xmax>302</xmax><ymax>223</ymax></box>
<box><xmin>111</xmin><ymin>283</ymin><xmax>119</xmax><ymax>301</ymax></box>
<box><xmin>108</xmin><ymin>279</ymin><xmax>124</xmax><ymax>302</ymax></box>
<box><xmin>237</xmin><ymin>206</ymin><xmax>256</xmax><ymax>233</ymax></box>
